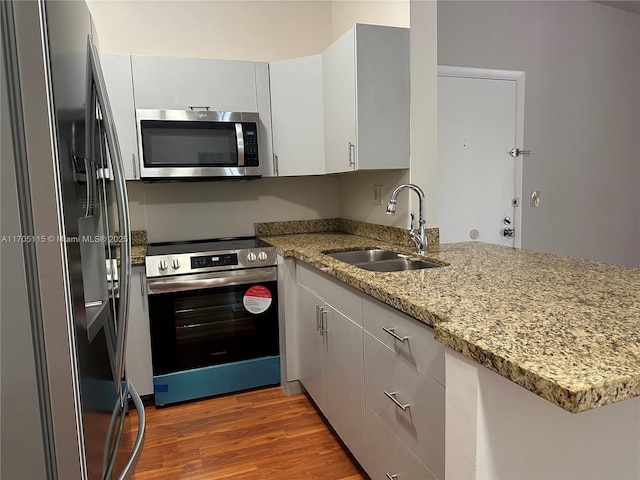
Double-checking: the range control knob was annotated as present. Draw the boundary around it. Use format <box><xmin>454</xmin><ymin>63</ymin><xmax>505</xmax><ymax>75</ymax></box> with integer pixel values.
<box><xmin>158</xmin><ymin>259</ymin><xmax>168</xmax><ymax>271</ymax></box>
<box><xmin>258</xmin><ymin>251</ymin><xmax>268</xmax><ymax>261</ymax></box>
<box><xmin>171</xmin><ymin>258</ymin><xmax>181</xmax><ymax>270</ymax></box>
<box><xmin>247</xmin><ymin>252</ymin><xmax>257</xmax><ymax>262</ymax></box>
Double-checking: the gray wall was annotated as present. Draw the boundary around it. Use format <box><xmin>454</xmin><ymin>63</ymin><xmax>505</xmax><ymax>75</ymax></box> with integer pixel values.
<box><xmin>438</xmin><ymin>1</ymin><xmax>640</xmax><ymax>266</ymax></box>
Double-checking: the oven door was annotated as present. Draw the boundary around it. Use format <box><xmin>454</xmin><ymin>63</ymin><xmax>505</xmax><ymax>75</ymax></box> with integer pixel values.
<box><xmin>147</xmin><ymin>267</ymin><xmax>278</xmax><ymax>376</ymax></box>
<box><xmin>137</xmin><ymin>109</ymin><xmax>261</xmax><ymax>179</ymax></box>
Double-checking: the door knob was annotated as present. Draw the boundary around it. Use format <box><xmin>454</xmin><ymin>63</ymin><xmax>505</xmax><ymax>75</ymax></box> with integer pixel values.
<box><xmin>503</xmin><ymin>227</ymin><xmax>515</xmax><ymax>238</ymax></box>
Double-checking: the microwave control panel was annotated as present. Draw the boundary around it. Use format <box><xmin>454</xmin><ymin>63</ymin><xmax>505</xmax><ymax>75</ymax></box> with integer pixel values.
<box><xmin>243</xmin><ymin>123</ymin><xmax>259</xmax><ymax>166</ymax></box>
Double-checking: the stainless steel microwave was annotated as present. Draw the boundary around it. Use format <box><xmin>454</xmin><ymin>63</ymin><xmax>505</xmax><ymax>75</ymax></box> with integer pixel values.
<box><xmin>136</xmin><ymin>109</ymin><xmax>261</xmax><ymax>180</ymax></box>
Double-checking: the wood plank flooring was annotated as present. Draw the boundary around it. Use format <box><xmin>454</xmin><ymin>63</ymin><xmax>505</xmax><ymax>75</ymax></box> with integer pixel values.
<box><xmin>122</xmin><ymin>386</ymin><xmax>369</xmax><ymax>480</ymax></box>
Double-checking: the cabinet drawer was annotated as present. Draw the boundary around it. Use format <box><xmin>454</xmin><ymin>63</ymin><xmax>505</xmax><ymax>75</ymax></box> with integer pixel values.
<box><xmin>296</xmin><ymin>263</ymin><xmax>362</xmax><ymax>326</ymax></box>
<box><xmin>366</xmin><ymin>408</ymin><xmax>437</xmax><ymax>480</ymax></box>
<box><xmin>364</xmin><ymin>332</ymin><xmax>445</xmax><ymax>479</ymax></box>
<box><xmin>363</xmin><ymin>295</ymin><xmax>445</xmax><ymax>385</ymax></box>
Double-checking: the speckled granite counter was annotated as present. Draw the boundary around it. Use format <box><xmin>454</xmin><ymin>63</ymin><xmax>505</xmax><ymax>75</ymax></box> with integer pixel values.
<box><xmin>258</xmin><ymin>230</ymin><xmax>640</xmax><ymax>413</ymax></box>
<box><xmin>130</xmin><ymin>230</ymin><xmax>147</xmax><ymax>266</ymax></box>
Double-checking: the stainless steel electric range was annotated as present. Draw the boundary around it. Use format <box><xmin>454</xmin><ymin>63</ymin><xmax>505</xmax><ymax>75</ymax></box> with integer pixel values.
<box><xmin>145</xmin><ymin>237</ymin><xmax>280</xmax><ymax>406</ymax></box>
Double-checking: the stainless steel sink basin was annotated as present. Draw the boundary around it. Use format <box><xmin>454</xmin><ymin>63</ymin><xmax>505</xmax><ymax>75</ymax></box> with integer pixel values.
<box><xmin>326</xmin><ymin>249</ymin><xmax>400</xmax><ymax>264</ymax></box>
<box><xmin>359</xmin><ymin>258</ymin><xmax>443</xmax><ymax>272</ymax></box>
<box><xmin>324</xmin><ymin>249</ymin><xmax>444</xmax><ymax>272</ymax></box>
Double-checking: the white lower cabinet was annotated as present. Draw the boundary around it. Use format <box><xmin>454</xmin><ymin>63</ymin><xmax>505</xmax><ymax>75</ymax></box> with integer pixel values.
<box><xmin>364</xmin><ymin>332</ymin><xmax>445</xmax><ymax>480</ymax></box>
<box><xmin>295</xmin><ymin>262</ymin><xmax>444</xmax><ymax>478</ymax></box>
<box><xmin>325</xmin><ymin>301</ymin><xmax>365</xmax><ymax>464</ymax></box>
<box><xmin>366</xmin><ymin>408</ymin><xmax>437</xmax><ymax>480</ymax></box>
<box><xmin>297</xmin><ymin>265</ymin><xmax>365</xmax><ymax>466</ymax></box>
<box><xmin>125</xmin><ymin>266</ymin><xmax>154</xmax><ymax>396</ymax></box>
<box><xmin>298</xmin><ymin>284</ymin><xmax>328</xmax><ymax>414</ymax></box>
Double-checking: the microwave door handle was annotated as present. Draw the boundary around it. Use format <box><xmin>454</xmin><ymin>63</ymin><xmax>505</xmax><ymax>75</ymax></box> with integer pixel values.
<box><xmin>87</xmin><ymin>35</ymin><xmax>132</xmax><ymax>394</ymax></box>
<box><xmin>235</xmin><ymin>123</ymin><xmax>245</xmax><ymax>166</ymax></box>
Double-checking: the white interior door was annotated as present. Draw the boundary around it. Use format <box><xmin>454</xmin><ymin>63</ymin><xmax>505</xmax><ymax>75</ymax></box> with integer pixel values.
<box><xmin>437</xmin><ymin>67</ymin><xmax>524</xmax><ymax>247</ymax></box>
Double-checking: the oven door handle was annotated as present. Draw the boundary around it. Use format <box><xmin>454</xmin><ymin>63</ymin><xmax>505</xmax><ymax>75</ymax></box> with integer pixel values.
<box><xmin>147</xmin><ymin>267</ymin><xmax>277</xmax><ymax>295</ymax></box>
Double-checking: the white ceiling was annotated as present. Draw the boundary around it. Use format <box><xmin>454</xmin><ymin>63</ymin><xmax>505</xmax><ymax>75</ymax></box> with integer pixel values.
<box><xmin>594</xmin><ymin>1</ymin><xmax>640</xmax><ymax>14</ymax></box>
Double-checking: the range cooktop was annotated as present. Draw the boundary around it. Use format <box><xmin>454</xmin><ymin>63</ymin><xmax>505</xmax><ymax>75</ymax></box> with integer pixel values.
<box><xmin>145</xmin><ymin>236</ymin><xmax>276</xmax><ymax>278</ymax></box>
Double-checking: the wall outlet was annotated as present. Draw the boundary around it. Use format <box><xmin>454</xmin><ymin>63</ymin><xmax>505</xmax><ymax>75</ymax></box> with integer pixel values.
<box><xmin>530</xmin><ymin>190</ymin><xmax>541</xmax><ymax>207</ymax></box>
<box><xmin>373</xmin><ymin>185</ymin><xmax>383</xmax><ymax>205</ymax></box>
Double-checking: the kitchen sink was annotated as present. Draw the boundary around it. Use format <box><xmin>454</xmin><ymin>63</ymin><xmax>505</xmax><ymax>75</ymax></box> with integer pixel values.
<box><xmin>324</xmin><ymin>248</ymin><xmax>444</xmax><ymax>272</ymax></box>
<box><xmin>326</xmin><ymin>249</ymin><xmax>400</xmax><ymax>264</ymax></box>
<box><xmin>358</xmin><ymin>258</ymin><xmax>443</xmax><ymax>272</ymax></box>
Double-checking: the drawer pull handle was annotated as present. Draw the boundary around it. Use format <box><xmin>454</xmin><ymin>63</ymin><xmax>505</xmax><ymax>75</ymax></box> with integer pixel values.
<box><xmin>386</xmin><ymin>475</ymin><xmax>398</xmax><ymax>480</ymax></box>
<box><xmin>383</xmin><ymin>327</ymin><xmax>408</xmax><ymax>343</ymax></box>
<box><xmin>320</xmin><ymin>308</ymin><xmax>327</xmax><ymax>336</ymax></box>
<box><xmin>384</xmin><ymin>390</ymin><xmax>410</xmax><ymax>411</ymax></box>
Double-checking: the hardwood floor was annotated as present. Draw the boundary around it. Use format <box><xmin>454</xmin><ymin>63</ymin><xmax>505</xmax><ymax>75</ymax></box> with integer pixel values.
<box><xmin>122</xmin><ymin>386</ymin><xmax>369</xmax><ymax>480</ymax></box>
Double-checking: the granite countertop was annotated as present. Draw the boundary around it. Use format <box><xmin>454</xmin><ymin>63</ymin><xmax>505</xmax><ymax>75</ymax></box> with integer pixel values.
<box><xmin>130</xmin><ymin>230</ymin><xmax>147</xmax><ymax>266</ymax></box>
<box><xmin>258</xmin><ymin>229</ymin><xmax>640</xmax><ymax>414</ymax></box>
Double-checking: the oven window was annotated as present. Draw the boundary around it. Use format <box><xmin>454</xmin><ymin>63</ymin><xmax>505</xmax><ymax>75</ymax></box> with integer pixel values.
<box><xmin>148</xmin><ymin>281</ymin><xmax>279</xmax><ymax>375</ymax></box>
<box><xmin>140</xmin><ymin>121</ymin><xmax>238</xmax><ymax>167</ymax></box>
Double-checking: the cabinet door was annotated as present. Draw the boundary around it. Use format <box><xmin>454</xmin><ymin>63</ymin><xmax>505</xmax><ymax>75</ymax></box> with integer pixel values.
<box><xmin>125</xmin><ymin>267</ymin><xmax>154</xmax><ymax>396</ymax></box>
<box><xmin>322</xmin><ymin>24</ymin><xmax>410</xmax><ymax>173</ymax></box>
<box><xmin>297</xmin><ymin>284</ymin><xmax>327</xmax><ymax>414</ymax></box>
<box><xmin>325</xmin><ymin>304</ymin><xmax>365</xmax><ymax>465</ymax></box>
<box><xmin>270</xmin><ymin>55</ymin><xmax>325</xmax><ymax>176</ymax></box>
<box><xmin>354</xmin><ymin>24</ymin><xmax>410</xmax><ymax>170</ymax></box>
<box><xmin>254</xmin><ymin>62</ymin><xmax>275</xmax><ymax>177</ymax></box>
<box><xmin>131</xmin><ymin>55</ymin><xmax>258</xmax><ymax>112</ymax></box>
<box><xmin>100</xmin><ymin>54</ymin><xmax>138</xmax><ymax>180</ymax></box>
<box><xmin>323</xmin><ymin>28</ymin><xmax>356</xmax><ymax>174</ymax></box>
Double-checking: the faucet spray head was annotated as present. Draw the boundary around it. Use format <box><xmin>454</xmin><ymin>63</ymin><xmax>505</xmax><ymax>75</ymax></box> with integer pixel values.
<box><xmin>385</xmin><ymin>199</ymin><xmax>397</xmax><ymax>215</ymax></box>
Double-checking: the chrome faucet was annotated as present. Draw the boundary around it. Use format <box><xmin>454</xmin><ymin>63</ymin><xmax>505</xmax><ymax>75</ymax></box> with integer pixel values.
<box><xmin>386</xmin><ymin>183</ymin><xmax>428</xmax><ymax>254</ymax></box>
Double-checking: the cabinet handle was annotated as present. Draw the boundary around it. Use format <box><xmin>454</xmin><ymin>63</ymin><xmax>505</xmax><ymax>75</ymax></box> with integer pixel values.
<box><xmin>348</xmin><ymin>142</ymin><xmax>356</xmax><ymax>167</ymax></box>
<box><xmin>139</xmin><ymin>271</ymin><xmax>146</xmax><ymax>310</ymax></box>
<box><xmin>132</xmin><ymin>153</ymin><xmax>138</xmax><ymax>179</ymax></box>
<box><xmin>386</xmin><ymin>474</ymin><xmax>398</xmax><ymax>480</ymax></box>
<box><xmin>320</xmin><ymin>308</ymin><xmax>327</xmax><ymax>336</ymax></box>
<box><xmin>315</xmin><ymin>304</ymin><xmax>321</xmax><ymax>331</ymax></box>
<box><xmin>383</xmin><ymin>327</ymin><xmax>408</xmax><ymax>343</ymax></box>
<box><xmin>188</xmin><ymin>106</ymin><xmax>210</xmax><ymax>111</ymax></box>
<box><xmin>273</xmin><ymin>154</ymin><xmax>279</xmax><ymax>176</ymax></box>
<box><xmin>384</xmin><ymin>391</ymin><xmax>410</xmax><ymax>411</ymax></box>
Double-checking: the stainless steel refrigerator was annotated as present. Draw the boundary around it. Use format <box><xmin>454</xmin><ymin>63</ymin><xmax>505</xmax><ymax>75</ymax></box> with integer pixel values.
<box><xmin>1</xmin><ymin>1</ymin><xmax>145</xmax><ymax>478</ymax></box>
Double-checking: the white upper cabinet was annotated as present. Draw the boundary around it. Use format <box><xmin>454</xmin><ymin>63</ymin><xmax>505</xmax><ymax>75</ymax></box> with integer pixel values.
<box><xmin>100</xmin><ymin>54</ymin><xmax>138</xmax><ymax>180</ymax></box>
<box><xmin>130</xmin><ymin>55</ymin><xmax>275</xmax><ymax>176</ymax></box>
<box><xmin>131</xmin><ymin>55</ymin><xmax>257</xmax><ymax>111</ymax></box>
<box><xmin>323</xmin><ymin>24</ymin><xmax>410</xmax><ymax>174</ymax></box>
<box><xmin>269</xmin><ymin>54</ymin><xmax>325</xmax><ymax>176</ymax></box>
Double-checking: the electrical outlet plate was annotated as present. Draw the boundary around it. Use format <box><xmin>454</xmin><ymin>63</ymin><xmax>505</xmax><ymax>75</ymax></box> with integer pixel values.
<box><xmin>530</xmin><ymin>190</ymin><xmax>540</xmax><ymax>207</ymax></box>
<box><xmin>373</xmin><ymin>185</ymin><xmax>383</xmax><ymax>205</ymax></box>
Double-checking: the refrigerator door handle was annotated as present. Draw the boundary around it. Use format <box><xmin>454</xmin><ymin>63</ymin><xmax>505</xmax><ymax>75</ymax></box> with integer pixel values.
<box><xmin>102</xmin><ymin>380</ymin><xmax>146</xmax><ymax>480</ymax></box>
<box><xmin>87</xmin><ymin>35</ymin><xmax>132</xmax><ymax>394</ymax></box>
<box><xmin>116</xmin><ymin>381</ymin><xmax>146</xmax><ymax>480</ymax></box>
